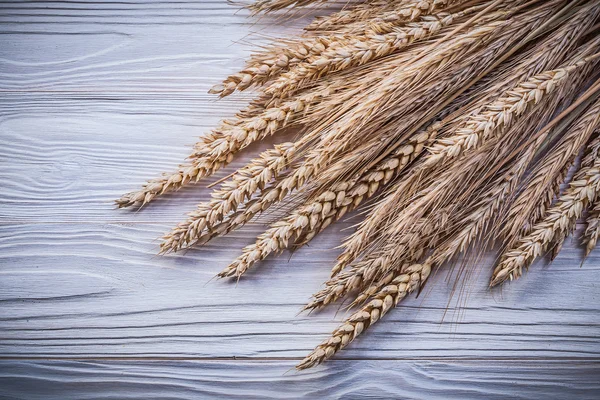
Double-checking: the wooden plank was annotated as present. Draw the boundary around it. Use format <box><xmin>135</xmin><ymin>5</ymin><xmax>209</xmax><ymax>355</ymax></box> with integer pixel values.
<box><xmin>1</xmin><ymin>222</ymin><xmax>599</xmax><ymax>359</ymax></box>
<box><xmin>1</xmin><ymin>360</ymin><xmax>600</xmax><ymax>400</ymax></box>
<box><xmin>1</xmin><ymin>0</ymin><xmax>600</xmax><ymax>397</ymax></box>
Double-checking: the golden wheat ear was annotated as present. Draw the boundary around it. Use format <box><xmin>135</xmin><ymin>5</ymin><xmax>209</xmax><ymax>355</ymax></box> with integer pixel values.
<box><xmin>297</xmin><ymin>261</ymin><xmax>432</xmax><ymax>370</ymax></box>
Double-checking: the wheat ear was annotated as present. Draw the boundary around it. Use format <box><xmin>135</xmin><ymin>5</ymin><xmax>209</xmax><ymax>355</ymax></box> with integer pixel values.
<box><xmin>492</xmin><ymin>98</ymin><xmax>600</xmax><ymax>286</ymax></box>
<box><xmin>209</xmin><ymin>35</ymin><xmax>343</xmax><ymax>97</ymax></box>
<box><xmin>306</xmin><ymin>217</ymin><xmax>435</xmax><ymax>311</ymax></box>
<box><xmin>426</xmin><ymin>58</ymin><xmax>596</xmax><ymax>166</ymax></box>
<box><xmin>297</xmin><ymin>261</ymin><xmax>431</xmax><ymax>370</ymax></box>
<box><xmin>213</xmin><ymin>0</ymin><xmax>467</xmax><ymax>97</ymax></box>
<box><xmin>117</xmin><ymin>82</ymin><xmax>338</xmax><ymax>209</ymax></box>
<box><xmin>582</xmin><ymin>131</ymin><xmax>600</xmax><ymax>257</ymax></box>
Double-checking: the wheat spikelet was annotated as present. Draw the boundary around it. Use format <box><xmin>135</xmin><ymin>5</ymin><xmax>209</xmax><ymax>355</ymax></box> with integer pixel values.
<box><xmin>161</xmin><ymin>117</ymin><xmax>394</xmax><ymax>252</ymax></box>
<box><xmin>297</xmin><ymin>261</ymin><xmax>431</xmax><ymax>370</ymax></box>
<box><xmin>492</xmin><ymin>97</ymin><xmax>600</xmax><ymax>286</ymax></box>
<box><xmin>176</xmin><ymin>120</ymin><xmax>441</xmax><ymax>258</ymax></box>
<box><xmin>369</xmin><ymin>0</ymin><xmax>466</xmax><ymax>23</ymax></box>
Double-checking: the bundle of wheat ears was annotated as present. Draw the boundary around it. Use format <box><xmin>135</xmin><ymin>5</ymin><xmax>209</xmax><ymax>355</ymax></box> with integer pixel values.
<box><xmin>117</xmin><ymin>0</ymin><xmax>600</xmax><ymax>369</ymax></box>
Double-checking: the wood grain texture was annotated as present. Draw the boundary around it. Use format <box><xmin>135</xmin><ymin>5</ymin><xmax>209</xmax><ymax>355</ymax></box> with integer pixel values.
<box><xmin>2</xmin><ymin>360</ymin><xmax>600</xmax><ymax>400</ymax></box>
<box><xmin>2</xmin><ymin>222</ymin><xmax>600</xmax><ymax>361</ymax></box>
<box><xmin>1</xmin><ymin>0</ymin><xmax>600</xmax><ymax>398</ymax></box>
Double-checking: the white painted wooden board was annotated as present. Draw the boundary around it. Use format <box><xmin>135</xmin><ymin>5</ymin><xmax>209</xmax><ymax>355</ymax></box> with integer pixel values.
<box><xmin>1</xmin><ymin>1</ymin><xmax>599</xmax><ymax>398</ymax></box>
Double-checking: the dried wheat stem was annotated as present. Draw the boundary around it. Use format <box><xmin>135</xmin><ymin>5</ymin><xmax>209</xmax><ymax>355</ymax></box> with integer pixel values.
<box><xmin>297</xmin><ymin>261</ymin><xmax>432</xmax><ymax>370</ymax></box>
